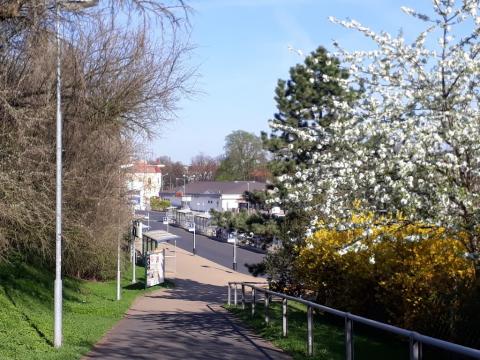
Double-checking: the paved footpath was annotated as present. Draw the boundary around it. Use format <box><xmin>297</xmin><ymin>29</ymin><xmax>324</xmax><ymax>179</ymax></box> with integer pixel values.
<box><xmin>84</xmin><ymin>247</ymin><xmax>291</xmax><ymax>360</ymax></box>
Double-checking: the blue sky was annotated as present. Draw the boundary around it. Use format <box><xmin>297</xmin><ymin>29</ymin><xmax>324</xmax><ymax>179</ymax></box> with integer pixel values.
<box><xmin>149</xmin><ymin>0</ymin><xmax>429</xmax><ymax>163</ymax></box>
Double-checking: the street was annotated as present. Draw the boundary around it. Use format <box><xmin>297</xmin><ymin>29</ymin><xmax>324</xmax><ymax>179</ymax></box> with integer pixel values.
<box><xmin>137</xmin><ymin>210</ymin><xmax>265</xmax><ymax>276</ymax></box>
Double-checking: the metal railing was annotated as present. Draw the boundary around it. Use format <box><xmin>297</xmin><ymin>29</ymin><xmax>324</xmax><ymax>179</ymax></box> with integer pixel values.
<box><xmin>227</xmin><ymin>282</ymin><xmax>480</xmax><ymax>360</ymax></box>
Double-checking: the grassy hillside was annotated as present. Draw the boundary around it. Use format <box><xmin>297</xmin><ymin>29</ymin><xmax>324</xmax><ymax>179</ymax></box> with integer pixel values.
<box><xmin>0</xmin><ymin>258</ymin><xmax>167</xmax><ymax>360</ymax></box>
<box><xmin>227</xmin><ymin>301</ymin><xmax>408</xmax><ymax>360</ymax></box>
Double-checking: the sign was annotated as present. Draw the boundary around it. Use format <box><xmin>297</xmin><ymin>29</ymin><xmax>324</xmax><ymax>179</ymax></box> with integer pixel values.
<box><xmin>188</xmin><ymin>223</ymin><xmax>195</xmax><ymax>232</ymax></box>
<box><xmin>130</xmin><ymin>195</ymin><xmax>141</xmax><ymax>205</ymax></box>
<box><xmin>163</xmin><ymin>217</ymin><xmax>168</xmax><ymax>225</ymax></box>
<box><xmin>182</xmin><ymin>196</ymin><xmax>192</xmax><ymax>202</ymax></box>
<box><xmin>227</xmin><ymin>232</ymin><xmax>236</xmax><ymax>243</ymax></box>
<box><xmin>146</xmin><ymin>252</ymin><xmax>164</xmax><ymax>287</ymax></box>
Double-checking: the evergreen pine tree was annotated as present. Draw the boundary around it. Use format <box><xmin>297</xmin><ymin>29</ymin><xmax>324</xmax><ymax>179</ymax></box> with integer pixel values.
<box><xmin>263</xmin><ymin>46</ymin><xmax>354</xmax><ymax>194</ymax></box>
<box><xmin>259</xmin><ymin>46</ymin><xmax>356</xmax><ymax>291</ymax></box>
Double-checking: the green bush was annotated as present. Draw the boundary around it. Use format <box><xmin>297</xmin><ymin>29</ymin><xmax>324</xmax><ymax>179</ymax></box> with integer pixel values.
<box><xmin>150</xmin><ymin>197</ymin><xmax>170</xmax><ymax>211</ymax></box>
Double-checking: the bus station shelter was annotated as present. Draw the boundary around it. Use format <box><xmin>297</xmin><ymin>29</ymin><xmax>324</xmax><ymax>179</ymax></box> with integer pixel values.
<box><xmin>143</xmin><ymin>230</ymin><xmax>179</xmax><ymax>254</ymax></box>
<box><xmin>142</xmin><ymin>230</ymin><xmax>179</xmax><ymax>288</ymax></box>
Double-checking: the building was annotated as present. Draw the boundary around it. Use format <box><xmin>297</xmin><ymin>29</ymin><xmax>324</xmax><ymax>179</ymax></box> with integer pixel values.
<box><xmin>159</xmin><ymin>181</ymin><xmax>266</xmax><ymax>212</ymax></box>
<box><xmin>127</xmin><ymin>161</ymin><xmax>164</xmax><ymax>210</ymax></box>
<box><xmin>161</xmin><ymin>181</ymin><xmax>266</xmax><ymax>236</ymax></box>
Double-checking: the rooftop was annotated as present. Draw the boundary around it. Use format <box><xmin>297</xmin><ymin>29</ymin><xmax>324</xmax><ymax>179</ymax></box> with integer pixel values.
<box><xmin>132</xmin><ymin>161</ymin><xmax>164</xmax><ymax>174</ymax></box>
<box><xmin>161</xmin><ymin>181</ymin><xmax>266</xmax><ymax>195</ymax></box>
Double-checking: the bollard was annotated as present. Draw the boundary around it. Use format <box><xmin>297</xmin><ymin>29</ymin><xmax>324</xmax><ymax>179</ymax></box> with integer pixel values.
<box><xmin>410</xmin><ymin>332</ymin><xmax>422</xmax><ymax>360</ymax></box>
<box><xmin>251</xmin><ymin>288</ymin><xmax>256</xmax><ymax>317</ymax></box>
<box><xmin>307</xmin><ymin>305</ymin><xmax>313</xmax><ymax>356</ymax></box>
<box><xmin>241</xmin><ymin>284</ymin><xmax>245</xmax><ymax>310</ymax></box>
<box><xmin>345</xmin><ymin>314</ymin><xmax>354</xmax><ymax>360</ymax></box>
<box><xmin>234</xmin><ymin>284</ymin><xmax>238</xmax><ymax>306</ymax></box>
<box><xmin>282</xmin><ymin>298</ymin><xmax>288</xmax><ymax>337</ymax></box>
<box><xmin>264</xmin><ymin>293</ymin><xmax>269</xmax><ymax>325</ymax></box>
<box><xmin>227</xmin><ymin>284</ymin><xmax>231</xmax><ymax>306</ymax></box>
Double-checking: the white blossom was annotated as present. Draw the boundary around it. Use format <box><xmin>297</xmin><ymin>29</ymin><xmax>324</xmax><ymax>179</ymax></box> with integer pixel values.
<box><xmin>271</xmin><ymin>0</ymin><xmax>480</xmax><ymax>257</ymax></box>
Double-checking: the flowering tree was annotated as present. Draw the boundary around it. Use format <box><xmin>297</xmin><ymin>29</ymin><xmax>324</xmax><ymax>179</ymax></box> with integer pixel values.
<box><xmin>271</xmin><ymin>0</ymin><xmax>480</xmax><ymax>275</ymax></box>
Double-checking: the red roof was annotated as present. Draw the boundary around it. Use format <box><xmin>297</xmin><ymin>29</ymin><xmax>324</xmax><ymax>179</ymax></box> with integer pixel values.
<box><xmin>133</xmin><ymin>162</ymin><xmax>163</xmax><ymax>174</ymax></box>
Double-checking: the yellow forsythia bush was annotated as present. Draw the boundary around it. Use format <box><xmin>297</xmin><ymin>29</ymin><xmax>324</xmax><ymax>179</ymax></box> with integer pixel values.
<box><xmin>296</xmin><ymin>212</ymin><xmax>475</xmax><ymax>339</ymax></box>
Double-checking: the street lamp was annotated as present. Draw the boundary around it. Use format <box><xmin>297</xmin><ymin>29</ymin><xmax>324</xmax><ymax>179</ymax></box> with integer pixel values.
<box><xmin>117</xmin><ymin>164</ymin><xmax>133</xmax><ymax>302</ymax></box>
<box><xmin>161</xmin><ymin>173</ymin><xmax>169</xmax><ymax>192</ymax></box>
<box><xmin>176</xmin><ymin>176</ymin><xmax>186</xmax><ymax>196</ymax></box>
<box><xmin>247</xmin><ymin>182</ymin><xmax>250</xmax><ymax>212</ymax></box>
<box><xmin>227</xmin><ymin>232</ymin><xmax>237</xmax><ymax>270</ymax></box>
<box><xmin>175</xmin><ymin>176</ymin><xmax>186</xmax><ymax>194</ymax></box>
<box><xmin>54</xmin><ymin>0</ymin><xmax>98</xmax><ymax>349</ymax></box>
<box><xmin>188</xmin><ymin>222</ymin><xmax>196</xmax><ymax>255</ymax></box>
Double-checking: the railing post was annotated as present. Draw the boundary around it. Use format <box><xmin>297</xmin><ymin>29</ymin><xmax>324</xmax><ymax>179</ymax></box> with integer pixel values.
<box><xmin>345</xmin><ymin>313</ymin><xmax>354</xmax><ymax>360</ymax></box>
<box><xmin>234</xmin><ymin>283</ymin><xmax>238</xmax><ymax>306</ymax></box>
<box><xmin>227</xmin><ymin>283</ymin><xmax>231</xmax><ymax>306</ymax></box>
<box><xmin>241</xmin><ymin>284</ymin><xmax>245</xmax><ymax>310</ymax></box>
<box><xmin>282</xmin><ymin>298</ymin><xmax>288</xmax><ymax>337</ymax></box>
<box><xmin>410</xmin><ymin>332</ymin><xmax>422</xmax><ymax>360</ymax></box>
<box><xmin>307</xmin><ymin>305</ymin><xmax>313</xmax><ymax>356</ymax></box>
<box><xmin>251</xmin><ymin>288</ymin><xmax>256</xmax><ymax>317</ymax></box>
<box><xmin>264</xmin><ymin>292</ymin><xmax>269</xmax><ymax>325</ymax></box>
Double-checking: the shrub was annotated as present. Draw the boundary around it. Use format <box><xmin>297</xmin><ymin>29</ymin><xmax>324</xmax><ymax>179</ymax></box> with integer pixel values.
<box><xmin>150</xmin><ymin>197</ymin><xmax>171</xmax><ymax>211</ymax></box>
<box><xmin>296</xmin><ymin>212</ymin><xmax>476</xmax><ymax>344</ymax></box>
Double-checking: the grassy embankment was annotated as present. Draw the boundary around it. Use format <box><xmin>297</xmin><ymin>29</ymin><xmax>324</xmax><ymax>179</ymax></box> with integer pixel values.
<box><xmin>227</xmin><ymin>300</ymin><xmax>410</xmax><ymax>360</ymax></box>
<box><xmin>0</xmin><ymin>258</ymin><xmax>169</xmax><ymax>360</ymax></box>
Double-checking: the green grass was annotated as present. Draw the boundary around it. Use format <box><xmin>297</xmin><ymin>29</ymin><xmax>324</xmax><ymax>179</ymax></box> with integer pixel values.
<box><xmin>0</xmin><ymin>259</ymin><xmax>170</xmax><ymax>360</ymax></box>
<box><xmin>226</xmin><ymin>300</ymin><xmax>409</xmax><ymax>360</ymax></box>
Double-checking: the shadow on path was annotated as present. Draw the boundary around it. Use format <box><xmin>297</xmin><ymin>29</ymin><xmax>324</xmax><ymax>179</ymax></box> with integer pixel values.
<box><xmin>85</xmin><ymin>278</ymin><xmax>289</xmax><ymax>360</ymax></box>
<box><xmin>145</xmin><ymin>278</ymin><xmax>228</xmax><ymax>304</ymax></box>
<box><xmin>87</xmin><ymin>309</ymin><xmax>283</xmax><ymax>359</ymax></box>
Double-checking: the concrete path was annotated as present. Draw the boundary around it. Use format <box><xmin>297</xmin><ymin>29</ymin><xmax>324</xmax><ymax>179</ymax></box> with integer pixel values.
<box><xmin>84</xmin><ymin>247</ymin><xmax>291</xmax><ymax>360</ymax></box>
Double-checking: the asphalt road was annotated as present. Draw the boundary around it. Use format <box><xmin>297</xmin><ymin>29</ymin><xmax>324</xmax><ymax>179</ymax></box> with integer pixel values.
<box><xmin>136</xmin><ymin>210</ymin><xmax>265</xmax><ymax>276</ymax></box>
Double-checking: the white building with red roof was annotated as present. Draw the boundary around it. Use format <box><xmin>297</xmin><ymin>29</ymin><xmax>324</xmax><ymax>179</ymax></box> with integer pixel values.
<box><xmin>127</xmin><ymin>160</ymin><xmax>164</xmax><ymax>210</ymax></box>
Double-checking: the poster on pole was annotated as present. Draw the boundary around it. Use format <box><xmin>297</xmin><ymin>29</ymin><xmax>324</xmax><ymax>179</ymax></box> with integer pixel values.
<box><xmin>146</xmin><ymin>252</ymin><xmax>164</xmax><ymax>287</ymax></box>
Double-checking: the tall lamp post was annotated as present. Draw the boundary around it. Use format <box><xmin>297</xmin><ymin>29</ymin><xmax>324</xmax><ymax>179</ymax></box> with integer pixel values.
<box><xmin>247</xmin><ymin>181</ymin><xmax>250</xmax><ymax>212</ymax></box>
<box><xmin>175</xmin><ymin>176</ymin><xmax>186</xmax><ymax>194</ymax></box>
<box><xmin>117</xmin><ymin>164</ymin><xmax>133</xmax><ymax>301</ymax></box>
<box><xmin>176</xmin><ymin>176</ymin><xmax>187</xmax><ymax>208</ymax></box>
<box><xmin>161</xmin><ymin>173</ymin><xmax>169</xmax><ymax>192</ymax></box>
<box><xmin>54</xmin><ymin>0</ymin><xmax>98</xmax><ymax>349</ymax></box>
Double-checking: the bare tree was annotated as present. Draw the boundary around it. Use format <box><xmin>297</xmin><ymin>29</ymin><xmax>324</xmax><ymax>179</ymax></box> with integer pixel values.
<box><xmin>0</xmin><ymin>0</ymin><xmax>194</xmax><ymax>278</ymax></box>
<box><xmin>189</xmin><ymin>153</ymin><xmax>219</xmax><ymax>182</ymax></box>
<box><xmin>151</xmin><ymin>156</ymin><xmax>185</xmax><ymax>190</ymax></box>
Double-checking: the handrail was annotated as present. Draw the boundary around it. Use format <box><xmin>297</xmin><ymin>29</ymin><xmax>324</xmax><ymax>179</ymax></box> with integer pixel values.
<box><xmin>227</xmin><ymin>281</ymin><xmax>480</xmax><ymax>360</ymax></box>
